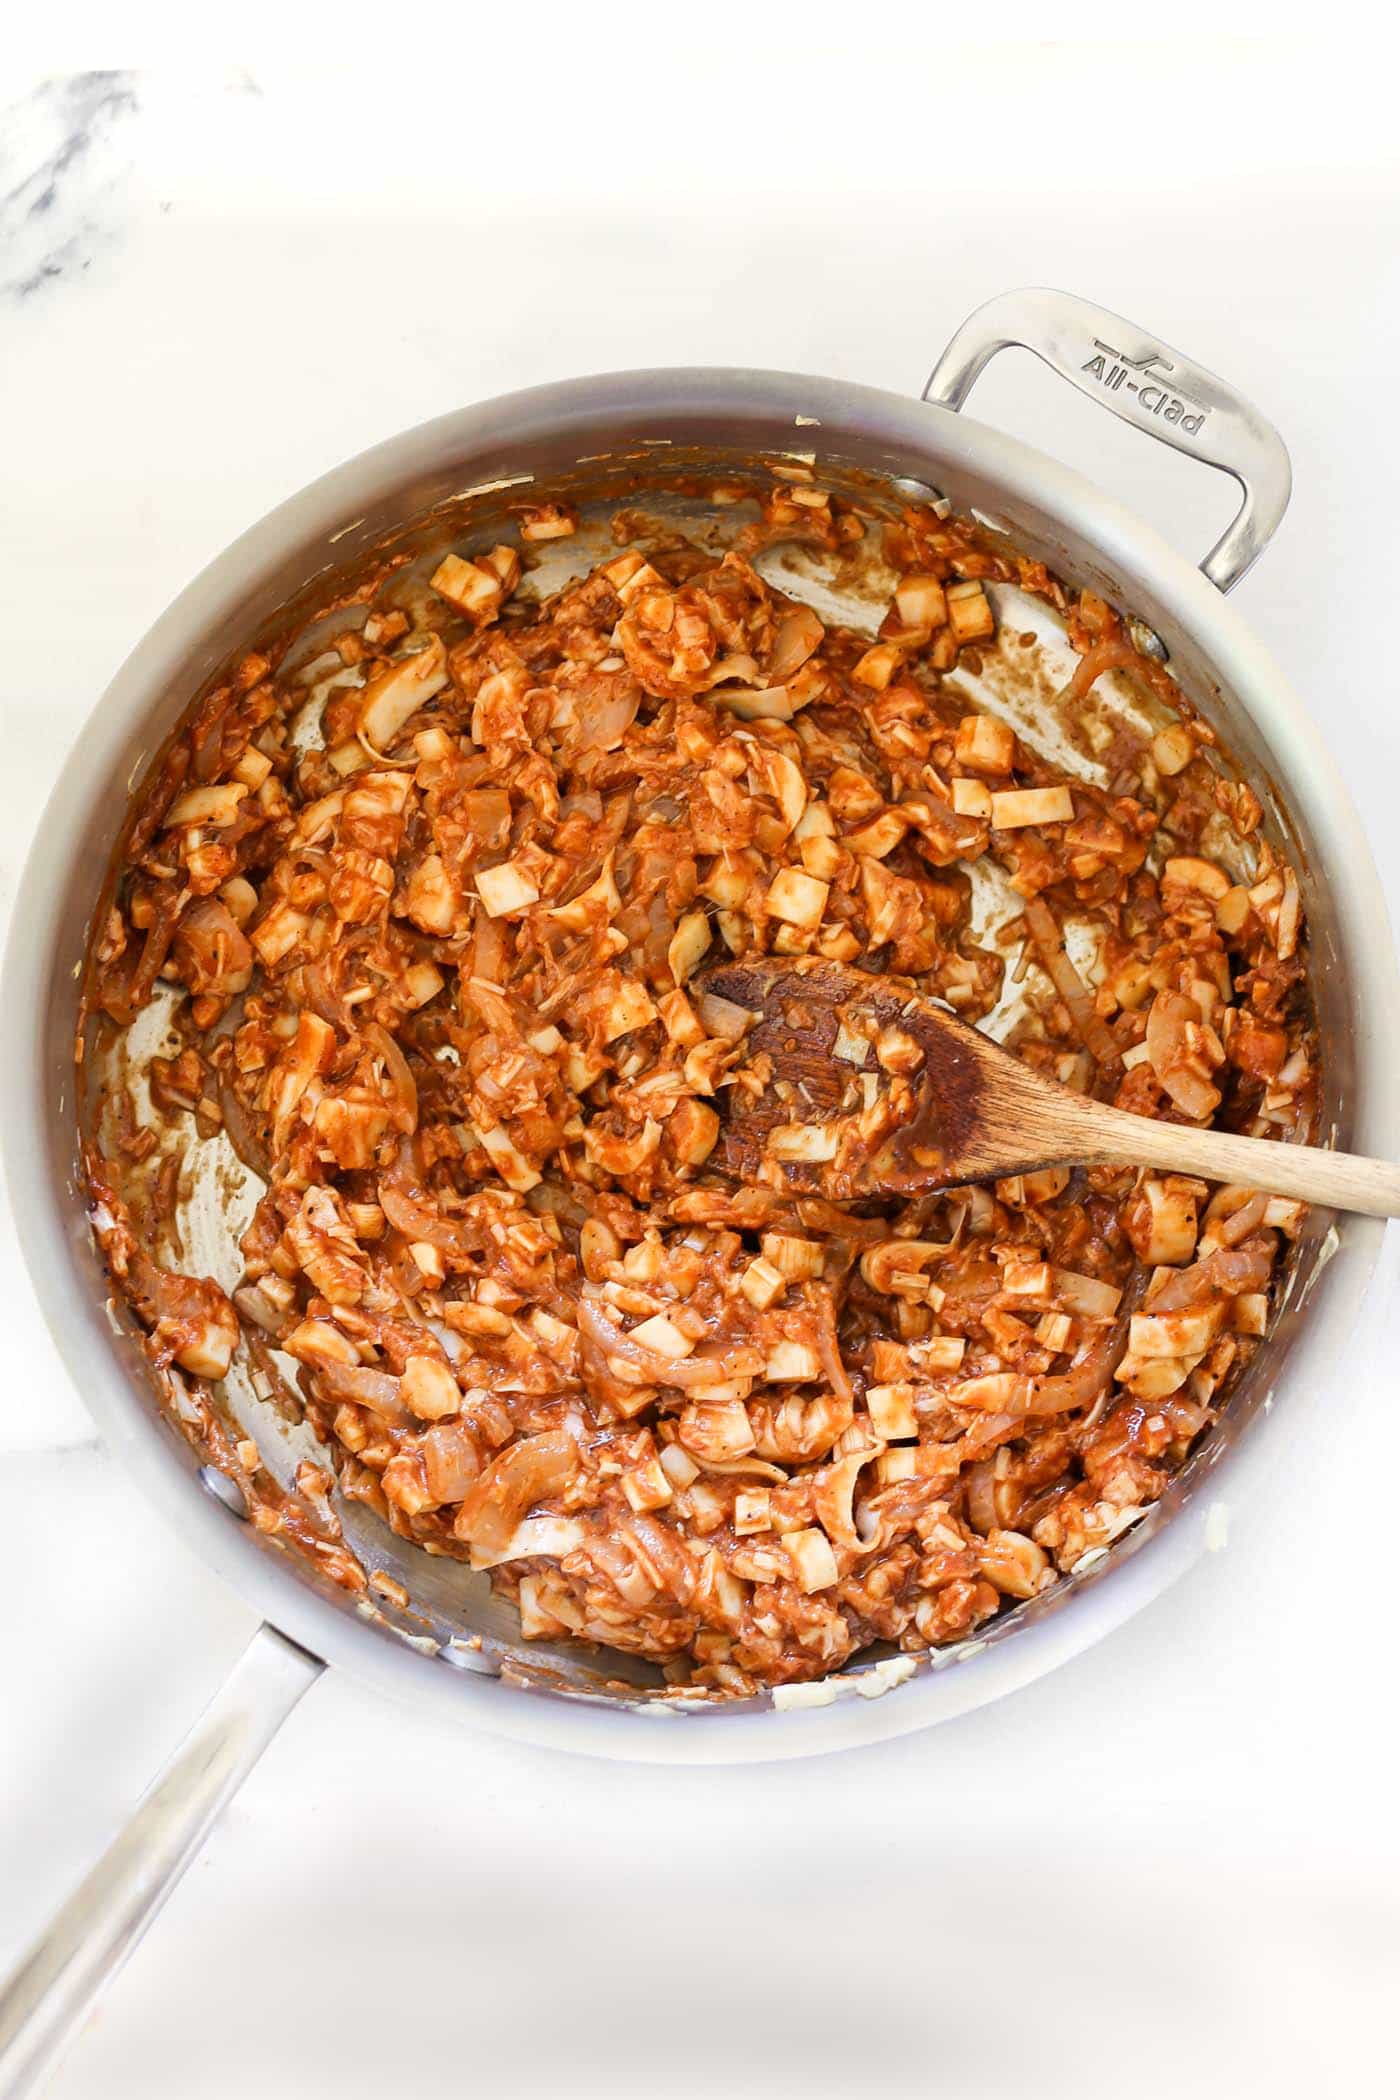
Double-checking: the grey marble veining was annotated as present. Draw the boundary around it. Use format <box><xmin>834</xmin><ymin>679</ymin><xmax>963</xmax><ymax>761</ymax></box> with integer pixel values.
<box><xmin>0</xmin><ymin>70</ymin><xmax>138</xmax><ymax>301</ymax></box>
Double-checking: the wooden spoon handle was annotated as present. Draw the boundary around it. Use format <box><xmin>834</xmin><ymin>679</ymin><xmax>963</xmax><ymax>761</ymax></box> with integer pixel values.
<box><xmin>1085</xmin><ymin>1110</ymin><xmax>1400</xmax><ymax>1218</ymax></box>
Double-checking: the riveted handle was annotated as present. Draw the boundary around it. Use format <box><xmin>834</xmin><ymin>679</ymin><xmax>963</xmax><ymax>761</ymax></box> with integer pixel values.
<box><xmin>0</xmin><ymin>1624</ymin><xmax>323</xmax><ymax>2100</ymax></box>
<box><xmin>924</xmin><ymin>287</ymin><xmax>1292</xmax><ymax>593</ymax></box>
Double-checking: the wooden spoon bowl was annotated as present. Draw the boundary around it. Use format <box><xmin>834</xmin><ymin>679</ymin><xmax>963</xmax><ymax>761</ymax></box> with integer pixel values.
<box><xmin>703</xmin><ymin>957</ymin><xmax>1400</xmax><ymax>1217</ymax></box>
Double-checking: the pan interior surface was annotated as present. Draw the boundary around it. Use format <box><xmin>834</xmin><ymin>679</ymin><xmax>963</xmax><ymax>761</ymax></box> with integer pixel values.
<box><xmin>24</xmin><ymin>381</ymin><xmax>1385</xmax><ymax>1751</ymax></box>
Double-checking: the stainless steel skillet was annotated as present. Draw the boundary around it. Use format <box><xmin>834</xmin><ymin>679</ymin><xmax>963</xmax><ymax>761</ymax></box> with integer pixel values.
<box><xmin>3</xmin><ymin>289</ymin><xmax>1395</xmax><ymax>2097</ymax></box>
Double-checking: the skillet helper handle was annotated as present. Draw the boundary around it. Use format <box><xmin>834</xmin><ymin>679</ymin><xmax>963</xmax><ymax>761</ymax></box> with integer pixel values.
<box><xmin>924</xmin><ymin>287</ymin><xmax>1292</xmax><ymax>593</ymax></box>
<box><xmin>0</xmin><ymin>1623</ymin><xmax>322</xmax><ymax>2100</ymax></box>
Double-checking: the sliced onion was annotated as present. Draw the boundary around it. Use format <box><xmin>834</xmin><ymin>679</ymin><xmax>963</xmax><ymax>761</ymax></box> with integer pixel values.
<box><xmin>750</xmin><ymin>1392</ymin><xmax>853</xmax><ymax>1464</ymax></box>
<box><xmin>1027</xmin><ymin>1343</ymin><xmax>1121</xmax><ymax>1416</ymax></box>
<box><xmin>462</xmin><ymin>976</ymin><xmax>519</xmax><ymax>1040</ymax></box>
<box><xmin>700</xmin><ymin>652</ymin><xmax>760</xmax><ymax>689</ymax></box>
<box><xmin>643</xmin><ymin>888</ymin><xmax>674</xmax><ymax>974</ymax></box>
<box><xmin>575</xmin><ymin>1528</ymin><xmax>657</xmax><ymax>1607</ymax></box>
<box><xmin>297</xmin><ymin>960</ymin><xmax>354</xmax><ymax>1031</ymax></box>
<box><xmin>953</xmin><ymin>1413</ymin><xmax>1021</xmax><ymax>1464</ymax></box>
<box><xmin>423</xmin><ymin>1420</ymin><xmax>482</xmax><ymax>1503</ymax></box>
<box><xmin>1146</xmin><ymin>988</ymin><xmax>1196</xmax><ymax>1076</ymax></box>
<box><xmin>690</xmin><ymin>1454</ymin><xmax>789</xmax><ymax>1482</ymax></box>
<box><xmin>813</xmin><ymin>1446</ymin><xmax>883</xmax><ymax>1552</ymax></box>
<box><xmin>380</xmin><ymin>1143</ymin><xmax>486</xmax><ymax>1259</ymax></box>
<box><xmin>1053</xmin><ymin>639</ymin><xmax>1145</xmax><ymax>710</ymax></box>
<box><xmin>576</xmin><ymin>1294</ymin><xmax>763</xmax><ymax>1388</ymax></box>
<box><xmin>187</xmin><ymin>686</ymin><xmax>244</xmax><ymax>783</ymax></box>
<box><xmin>136</xmin><ymin>1259</ymin><xmax>229</xmax><ymax>1330</ymax></box>
<box><xmin>1023</xmin><ymin>895</ymin><xmax>1120</xmax><ymax>1069</ymax></box>
<box><xmin>572</xmin><ymin>684</ymin><xmax>641</xmax><ymax>755</ymax></box>
<box><xmin>1144</xmin><ymin>984</ymin><xmax>1221</xmax><ymax>1117</ymax></box>
<box><xmin>1149</xmin><ymin>1244</ymin><xmax>1272</xmax><ymax>1312</ymax></box>
<box><xmin>469</xmin><ymin>1514</ymin><xmax>587</xmax><ymax>1571</ymax></box>
<box><xmin>454</xmin><ymin>1431</ymin><xmax>579</xmax><ymax>1555</ymax></box>
<box><xmin>103</xmin><ymin>900</ymin><xmax>181</xmax><ymax>1024</ymax></box>
<box><xmin>964</xmin><ymin>1459</ymin><xmax>1000</xmax><ymax>1536</ymax></box>
<box><xmin>363</xmin><ymin>1021</ymin><xmax>418</xmax><ymax>1134</ymax></box>
<box><xmin>312</xmin><ymin>1357</ymin><xmax>410</xmax><ymax>1423</ymax></box>
<box><xmin>767</xmin><ymin>606</ymin><xmax>824</xmax><ymax>683</ymax></box>
<box><xmin>526</xmin><ymin>1179</ymin><xmax>590</xmax><ymax>1229</ymax></box>
<box><xmin>811</xmin><ymin>1285</ymin><xmax>854</xmax><ymax>1408</ymax></box>
<box><xmin>174</xmin><ymin>898</ymin><xmax>254</xmax><ymax>997</ymax></box>
<box><xmin>472</xmin><ymin>905</ymin><xmax>508</xmax><ymax>985</ymax></box>
<box><xmin>622</xmin><ymin>1510</ymin><xmax>698</xmax><ymax>1600</ymax></box>
<box><xmin>666</xmin><ymin>1187</ymin><xmax>886</xmax><ymax>1243</ymax></box>
<box><xmin>1216</xmin><ymin>1194</ymin><xmax>1269</xmax><ymax>1249</ymax></box>
<box><xmin>1209</xmin><ymin>1245</ymin><xmax>1273</xmax><ymax>1293</ymax></box>
<box><xmin>463</xmin><ymin>787</ymin><xmax>512</xmax><ymax>849</ymax></box>
<box><xmin>218</xmin><ymin>1078</ymin><xmax>273</xmax><ymax>1179</ymax></box>
<box><xmin>233</xmin><ymin>1284</ymin><xmax>284</xmax><ymax>1335</ymax></box>
<box><xmin>1162</xmin><ymin>1065</ymin><xmax>1220</xmax><ymax>1119</ymax></box>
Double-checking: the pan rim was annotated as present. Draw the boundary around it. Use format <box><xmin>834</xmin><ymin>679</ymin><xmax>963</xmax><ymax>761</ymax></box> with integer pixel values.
<box><xmin>6</xmin><ymin>363</ymin><xmax>1397</xmax><ymax>1762</ymax></box>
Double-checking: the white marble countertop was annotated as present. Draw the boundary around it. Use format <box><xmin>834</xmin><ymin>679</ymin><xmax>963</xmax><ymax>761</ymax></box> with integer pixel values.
<box><xmin>3</xmin><ymin>48</ymin><xmax>1399</xmax><ymax>2100</ymax></box>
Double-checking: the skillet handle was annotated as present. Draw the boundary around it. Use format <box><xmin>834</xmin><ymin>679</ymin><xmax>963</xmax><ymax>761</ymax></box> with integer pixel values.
<box><xmin>0</xmin><ymin>1622</ymin><xmax>322</xmax><ymax>2100</ymax></box>
<box><xmin>923</xmin><ymin>287</ymin><xmax>1292</xmax><ymax>593</ymax></box>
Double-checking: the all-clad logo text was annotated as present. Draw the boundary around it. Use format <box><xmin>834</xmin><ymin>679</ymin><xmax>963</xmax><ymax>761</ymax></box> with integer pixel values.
<box><xmin>1080</xmin><ymin>339</ymin><xmax>1209</xmax><ymax>435</ymax></box>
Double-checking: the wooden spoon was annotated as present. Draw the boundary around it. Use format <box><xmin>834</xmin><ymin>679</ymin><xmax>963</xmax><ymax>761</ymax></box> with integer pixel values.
<box><xmin>702</xmin><ymin>957</ymin><xmax>1400</xmax><ymax>1216</ymax></box>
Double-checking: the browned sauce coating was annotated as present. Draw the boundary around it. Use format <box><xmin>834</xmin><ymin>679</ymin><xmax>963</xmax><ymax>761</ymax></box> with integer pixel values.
<box><xmin>81</xmin><ymin>480</ymin><xmax>1317</xmax><ymax>1694</ymax></box>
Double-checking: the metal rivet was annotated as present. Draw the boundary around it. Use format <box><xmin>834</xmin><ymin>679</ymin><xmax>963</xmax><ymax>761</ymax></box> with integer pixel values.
<box><xmin>198</xmin><ymin>1465</ymin><xmax>248</xmax><ymax>1518</ymax></box>
<box><xmin>441</xmin><ymin>1639</ymin><xmax>500</xmax><ymax>1676</ymax></box>
<box><xmin>1128</xmin><ymin>617</ymin><xmax>1169</xmax><ymax>663</ymax></box>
